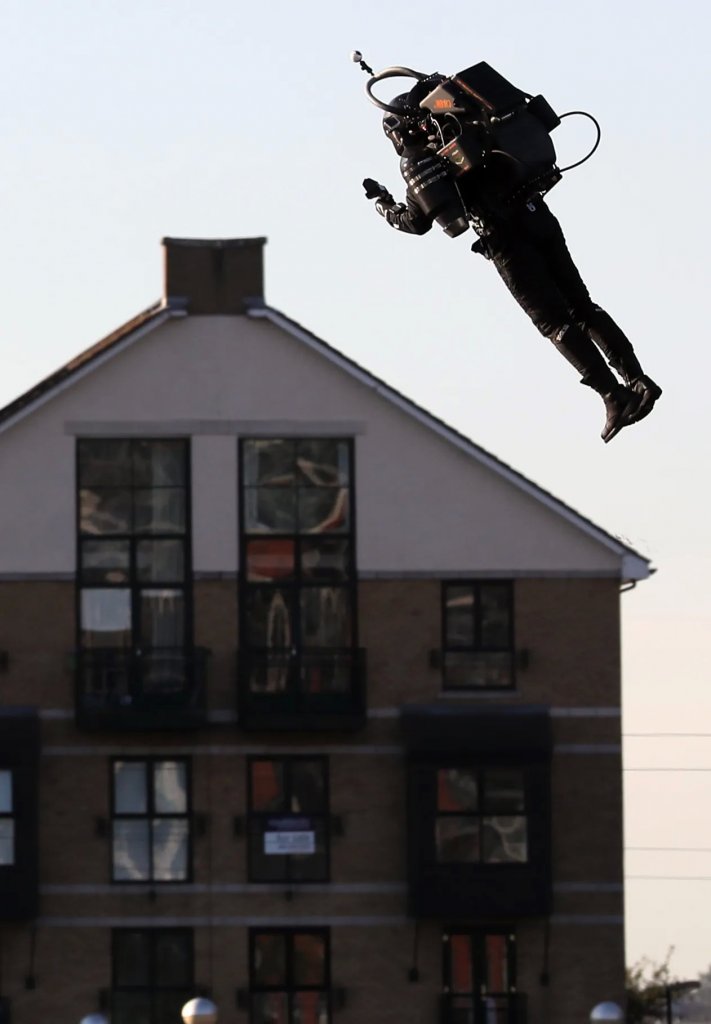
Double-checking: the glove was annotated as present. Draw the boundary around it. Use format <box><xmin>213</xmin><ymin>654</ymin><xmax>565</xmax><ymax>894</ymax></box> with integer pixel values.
<box><xmin>363</xmin><ymin>178</ymin><xmax>393</xmax><ymax>203</ymax></box>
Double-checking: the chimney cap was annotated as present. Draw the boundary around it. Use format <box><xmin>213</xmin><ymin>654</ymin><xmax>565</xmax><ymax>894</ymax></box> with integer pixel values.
<box><xmin>162</xmin><ymin>236</ymin><xmax>267</xmax><ymax>249</ymax></box>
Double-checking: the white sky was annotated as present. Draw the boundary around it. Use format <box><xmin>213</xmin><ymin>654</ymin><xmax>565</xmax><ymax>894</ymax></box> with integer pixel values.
<box><xmin>1</xmin><ymin>0</ymin><xmax>709</xmax><ymax>983</ymax></box>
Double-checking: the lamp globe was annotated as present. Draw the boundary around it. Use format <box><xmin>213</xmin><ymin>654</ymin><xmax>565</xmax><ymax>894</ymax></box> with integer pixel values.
<box><xmin>181</xmin><ymin>996</ymin><xmax>218</xmax><ymax>1024</ymax></box>
<box><xmin>590</xmin><ymin>1002</ymin><xmax>624</xmax><ymax>1023</ymax></box>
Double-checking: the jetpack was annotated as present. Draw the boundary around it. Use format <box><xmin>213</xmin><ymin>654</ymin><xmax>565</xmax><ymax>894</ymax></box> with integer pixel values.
<box><xmin>352</xmin><ymin>52</ymin><xmax>601</xmax><ymax>237</ymax></box>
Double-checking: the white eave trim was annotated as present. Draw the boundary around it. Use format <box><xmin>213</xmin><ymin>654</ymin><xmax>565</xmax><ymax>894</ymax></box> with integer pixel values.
<box><xmin>249</xmin><ymin>305</ymin><xmax>650</xmax><ymax>580</ymax></box>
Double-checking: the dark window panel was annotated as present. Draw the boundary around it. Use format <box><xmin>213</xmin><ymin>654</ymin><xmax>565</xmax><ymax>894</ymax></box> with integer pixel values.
<box><xmin>246</xmin><ymin>539</ymin><xmax>296</xmax><ymax>583</ymax></box>
<box><xmin>133</xmin><ymin>489</ymin><xmax>186</xmax><ymax>535</ymax></box>
<box><xmin>292</xmin><ymin>933</ymin><xmax>327</xmax><ymax>987</ymax></box>
<box><xmin>78</xmin><ymin>439</ymin><xmax>132</xmax><ymax>487</ymax></box>
<box><xmin>445</xmin><ymin>586</ymin><xmax>475</xmax><ymax>647</ymax></box>
<box><xmin>483</xmin><ymin>769</ymin><xmax>525</xmax><ymax>814</ymax></box>
<box><xmin>290</xmin><ymin>761</ymin><xmax>327</xmax><ymax>813</ymax></box>
<box><xmin>140</xmin><ymin>590</ymin><xmax>185</xmax><ymax>647</ymax></box>
<box><xmin>300</xmin><ymin>588</ymin><xmax>351</xmax><ymax>648</ymax></box>
<box><xmin>298</xmin><ymin>488</ymin><xmax>349</xmax><ymax>534</ymax></box>
<box><xmin>0</xmin><ymin>820</ymin><xmax>15</xmax><ymax>865</ymax></box>
<box><xmin>112</xmin><ymin>991</ymin><xmax>152</xmax><ymax>1024</ymax></box>
<box><xmin>437</xmin><ymin>769</ymin><xmax>479</xmax><ymax>813</ymax></box>
<box><xmin>79</xmin><ymin>488</ymin><xmax>132</xmax><ymax>535</ymax></box>
<box><xmin>250</xmin><ymin>761</ymin><xmax>286</xmax><ymax>813</ymax></box>
<box><xmin>253</xmin><ymin>932</ymin><xmax>288</xmax><ymax>986</ymax></box>
<box><xmin>132</xmin><ymin>440</ymin><xmax>187</xmax><ymax>488</ymax></box>
<box><xmin>245</xmin><ymin>588</ymin><xmax>295</xmax><ymax>648</ymax></box>
<box><xmin>136</xmin><ymin>540</ymin><xmax>185</xmax><ymax>583</ymax></box>
<box><xmin>443</xmin><ymin>651</ymin><xmax>513</xmax><ymax>689</ymax></box>
<box><xmin>153</xmin><ymin>930</ymin><xmax>193</xmax><ymax>987</ymax></box>
<box><xmin>0</xmin><ymin>771</ymin><xmax>12</xmax><ymax>814</ymax></box>
<box><xmin>299</xmin><ymin>539</ymin><xmax>350</xmax><ymax>581</ymax></box>
<box><xmin>251</xmin><ymin>992</ymin><xmax>289</xmax><ymax>1024</ymax></box>
<box><xmin>81</xmin><ymin>539</ymin><xmax>131</xmax><ymax>584</ymax></box>
<box><xmin>480</xmin><ymin>584</ymin><xmax>513</xmax><ymax>649</ymax></box>
<box><xmin>244</xmin><ymin>487</ymin><xmax>297</xmax><ymax>534</ymax></box>
<box><xmin>243</xmin><ymin>440</ymin><xmax>298</xmax><ymax>487</ymax></box>
<box><xmin>296</xmin><ymin>440</ymin><xmax>349</xmax><ymax>486</ymax></box>
<box><xmin>436</xmin><ymin>817</ymin><xmax>481</xmax><ymax>863</ymax></box>
<box><xmin>113</xmin><ymin>930</ymin><xmax>151</xmax><ymax>986</ymax></box>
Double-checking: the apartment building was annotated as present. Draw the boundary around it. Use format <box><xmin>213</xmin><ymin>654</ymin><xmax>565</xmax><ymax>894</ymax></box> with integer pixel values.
<box><xmin>0</xmin><ymin>237</ymin><xmax>650</xmax><ymax>1024</ymax></box>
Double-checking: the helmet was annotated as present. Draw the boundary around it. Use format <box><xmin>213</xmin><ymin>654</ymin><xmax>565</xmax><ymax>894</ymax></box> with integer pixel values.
<box><xmin>381</xmin><ymin>93</ymin><xmax>418</xmax><ymax>154</ymax></box>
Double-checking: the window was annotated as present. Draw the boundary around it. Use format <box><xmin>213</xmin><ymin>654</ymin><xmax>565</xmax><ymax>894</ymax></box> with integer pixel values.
<box><xmin>239</xmin><ymin>439</ymin><xmax>356</xmax><ymax>699</ymax></box>
<box><xmin>436</xmin><ymin>767</ymin><xmax>527</xmax><ymax>864</ymax></box>
<box><xmin>443</xmin><ymin>930</ymin><xmax>518</xmax><ymax>1024</ymax></box>
<box><xmin>0</xmin><ymin>770</ymin><xmax>14</xmax><ymax>866</ymax></box>
<box><xmin>247</xmin><ymin>757</ymin><xmax>329</xmax><ymax>883</ymax></box>
<box><xmin>77</xmin><ymin>439</ymin><xmax>192</xmax><ymax>703</ymax></box>
<box><xmin>442</xmin><ymin>582</ymin><xmax>514</xmax><ymax>689</ymax></box>
<box><xmin>112</xmin><ymin>928</ymin><xmax>193</xmax><ymax>1024</ymax></box>
<box><xmin>111</xmin><ymin>758</ymin><xmax>191</xmax><ymax>882</ymax></box>
<box><xmin>250</xmin><ymin>928</ymin><xmax>330</xmax><ymax>1024</ymax></box>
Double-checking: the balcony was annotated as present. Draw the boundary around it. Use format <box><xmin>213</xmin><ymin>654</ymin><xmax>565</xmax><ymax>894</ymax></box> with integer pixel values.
<box><xmin>237</xmin><ymin>647</ymin><xmax>366</xmax><ymax>731</ymax></box>
<box><xmin>75</xmin><ymin>646</ymin><xmax>210</xmax><ymax>731</ymax></box>
<box><xmin>441</xmin><ymin>993</ymin><xmax>527</xmax><ymax>1024</ymax></box>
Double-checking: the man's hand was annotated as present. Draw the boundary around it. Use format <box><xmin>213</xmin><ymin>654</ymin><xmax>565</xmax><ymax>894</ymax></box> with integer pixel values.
<box><xmin>363</xmin><ymin>178</ymin><xmax>393</xmax><ymax>203</ymax></box>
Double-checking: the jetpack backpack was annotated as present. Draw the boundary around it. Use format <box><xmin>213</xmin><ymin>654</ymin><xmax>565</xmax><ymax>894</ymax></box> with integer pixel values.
<box><xmin>416</xmin><ymin>62</ymin><xmax>562</xmax><ymax>201</ymax></box>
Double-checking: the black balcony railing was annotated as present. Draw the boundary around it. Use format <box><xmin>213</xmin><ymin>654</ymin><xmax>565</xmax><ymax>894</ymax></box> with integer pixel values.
<box><xmin>75</xmin><ymin>646</ymin><xmax>209</xmax><ymax>731</ymax></box>
<box><xmin>441</xmin><ymin>993</ymin><xmax>526</xmax><ymax>1024</ymax></box>
<box><xmin>237</xmin><ymin>647</ymin><xmax>366</xmax><ymax>731</ymax></box>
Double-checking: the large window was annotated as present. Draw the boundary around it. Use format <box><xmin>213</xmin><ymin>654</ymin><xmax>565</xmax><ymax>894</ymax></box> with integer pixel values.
<box><xmin>77</xmin><ymin>438</ymin><xmax>192</xmax><ymax>704</ymax></box>
<box><xmin>249</xmin><ymin>928</ymin><xmax>330</xmax><ymax>1024</ymax></box>
<box><xmin>112</xmin><ymin>928</ymin><xmax>193</xmax><ymax>1024</ymax></box>
<box><xmin>111</xmin><ymin>758</ymin><xmax>191</xmax><ymax>882</ymax></box>
<box><xmin>0</xmin><ymin>770</ymin><xmax>14</xmax><ymax>866</ymax></box>
<box><xmin>436</xmin><ymin>767</ymin><xmax>527</xmax><ymax>864</ymax></box>
<box><xmin>239</xmin><ymin>439</ymin><xmax>356</xmax><ymax>700</ymax></box>
<box><xmin>443</xmin><ymin>930</ymin><xmax>518</xmax><ymax>1024</ymax></box>
<box><xmin>247</xmin><ymin>757</ymin><xmax>329</xmax><ymax>883</ymax></box>
<box><xmin>442</xmin><ymin>582</ymin><xmax>514</xmax><ymax>689</ymax></box>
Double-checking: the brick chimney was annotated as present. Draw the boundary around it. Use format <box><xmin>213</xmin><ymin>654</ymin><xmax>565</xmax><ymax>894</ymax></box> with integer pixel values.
<box><xmin>162</xmin><ymin>236</ymin><xmax>266</xmax><ymax>314</ymax></box>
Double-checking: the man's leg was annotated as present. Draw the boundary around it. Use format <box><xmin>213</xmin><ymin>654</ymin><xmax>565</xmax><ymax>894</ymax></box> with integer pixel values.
<box><xmin>488</xmin><ymin>224</ymin><xmax>640</xmax><ymax>441</ymax></box>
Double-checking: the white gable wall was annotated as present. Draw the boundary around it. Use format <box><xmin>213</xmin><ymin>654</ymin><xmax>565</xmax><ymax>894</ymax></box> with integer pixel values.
<box><xmin>0</xmin><ymin>314</ymin><xmax>624</xmax><ymax>576</ymax></box>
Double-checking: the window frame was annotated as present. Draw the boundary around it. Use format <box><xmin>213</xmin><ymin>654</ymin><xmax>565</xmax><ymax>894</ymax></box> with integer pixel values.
<box><xmin>435</xmin><ymin>765</ymin><xmax>529</xmax><ymax>866</ymax></box>
<box><xmin>238</xmin><ymin>438</ymin><xmax>358</xmax><ymax>699</ymax></box>
<box><xmin>441</xmin><ymin>580</ymin><xmax>515</xmax><ymax>691</ymax></box>
<box><xmin>0</xmin><ymin>768</ymin><xmax>15</xmax><ymax>867</ymax></box>
<box><xmin>75</xmin><ymin>437</ymin><xmax>194</xmax><ymax>661</ymax></box>
<box><xmin>111</xmin><ymin>927</ymin><xmax>194</xmax><ymax>1024</ymax></box>
<box><xmin>443</xmin><ymin>928</ymin><xmax>517</xmax><ymax>1009</ymax></box>
<box><xmin>110</xmin><ymin>756</ymin><xmax>193</xmax><ymax>884</ymax></box>
<box><xmin>246</xmin><ymin>755</ymin><xmax>330</xmax><ymax>884</ymax></box>
<box><xmin>248</xmin><ymin>926</ymin><xmax>331</xmax><ymax>1024</ymax></box>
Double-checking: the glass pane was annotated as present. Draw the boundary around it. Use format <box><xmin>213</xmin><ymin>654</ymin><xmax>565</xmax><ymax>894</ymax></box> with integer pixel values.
<box><xmin>444</xmin><ymin>651</ymin><xmax>513</xmax><ymax>690</ymax></box>
<box><xmin>80</xmin><ymin>488</ymin><xmax>132</xmax><ymax>535</ymax></box>
<box><xmin>114</xmin><ymin>761</ymin><xmax>148</xmax><ymax>813</ymax></box>
<box><xmin>437</xmin><ymin>769</ymin><xmax>479</xmax><ymax>812</ymax></box>
<box><xmin>298</xmin><ymin>487</ymin><xmax>349</xmax><ymax>534</ymax></box>
<box><xmin>244</xmin><ymin>487</ymin><xmax>297</xmax><ymax>534</ymax></box>
<box><xmin>297</xmin><ymin>439</ymin><xmax>349</xmax><ymax>485</ymax></box>
<box><xmin>480</xmin><ymin>995</ymin><xmax>513</xmax><ymax>1024</ymax></box>
<box><xmin>243</xmin><ymin>440</ymin><xmax>297</xmax><ymax>486</ymax></box>
<box><xmin>246</xmin><ymin>589</ymin><xmax>294</xmax><ymax>648</ymax></box>
<box><xmin>484</xmin><ymin>770</ymin><xmax>525</xmax><ymax>814</ymax></box>
<box><xmin>248</xmin><ymin>650</ymin><xmax>291</xmax><ymax>694</ymax></box>
<box><xmin>81</xmin><ymin>539</ymin><xmax>130</xmax><ymax>584</ymax></box>
<box><xmin>300</xmin><ymin>539</ymin><xmax>350</xmax><ymax>581</ymax></box>
<box><xmin>154</xmin><ymin>989</ymin><xmax>193</xmax><ymax>1024</ymax></box>
<box><xmin>247</xmin><ymin>539</ymin><xmax>295</xmax><ymax>583</ymax></box>
<box><xmin>288</xmin><ymin>821</ymin><xmax>328</xmax><ymax>882</ymax></box>
<box><xmin>134</xmin><ymin>488</ymin><xmax>186</xmax><ymax>534</ymax></box>
<box><xmin>482</xmin><ymin>817</ymin><xmax>528</xmax><ymax>863</ymax></box>
<box><xmin>81</xmin><ymin>589</ymin><xmax>132</xmax><ymax>647</ymax></box>
<box><xmin>485</xmin><ymin>934</ymin><xmax>510</xmax><ymax>993</ymax></box>
<box><xmin>113</xmin><ymin>820</ymin><xmax>150</xmax><ymax>880</ymax></box>
<box><xmin>449</xmin><ymin>934</ymin><xmax>473</xmax><ymax>993</ymax></box>
<box><xmin>132</xmin><ymin>440</ymin><xmax>186</xmax><ymax>487</ymax></box>
<box><xmin>436</xmin><ymin>817</ymin><xmax>481</xmax><ymax>863</ymax></box>
<box><xmin>154</xmin><ymin>930</ymin><xmax>192</xmax><ymax>986</ymax></box>
<box><xmin>249</xmin><ymin>823</ymin><xmax>288</xmax><ymax>882</ymax></box>
<box><xmin>137</xmin><ymin>540</ymin><xmax>185</xmax><ymax>582</ymax></box>
<box><xmin>300</xmin><ymin>650</ymin><xmax>352</xmax><ymax>695</ymax></box>
<box><xmin>140</xmin><ymin>589</ymin><xmax>185</xmax><ymax>647</ymax></box>
<box><xmin>300</xmin><ymin>588</ymin><xmax>351</xmax><ymax>647</ymax></box>
<box><xmin>0</xmin><ymin>770</ymin><xmax>12</xmax><ymax>813</ymax></box>
<box><xmin>480</xmin><ymin>585</ymin><xmax>512</xmax><ymax>649</ymax></box>
<box><xmin>154</xmin><ymin>762</ymin><xmax>188</xmax><ymax>814</ymax></box>
<box><xmin>292</xmin><ymin>933</ymin><xmax>327</xmax><ymax>986</ymax></box>
<box><xmin>113</xmin><ymin>930</ymin><xmax>151</xmax><ymax>985</ymax></box>
<box><xmin>290</xmin><ymin>761</ymin><xmax>326</xmax><ymax>813</ymax></box>
<box><xmin>292</xmin><ymin>991</ymin><xmax>329</xmax><ymax>1024</ymax></box>
<box><xmin>253</xmin><ymin>932</ymin><xmax>287</xmax><ymax>986</ymax></box>
<box><xmin>78</xmin><ymin>439</ymin><xmax>132</xmax><ymax>487</ymax></box>
<box><xmin>252</xmin><ymin>992</ymin><xmax>288</xmax><ymax>1024</ymax></box>
<box><xmin>445</xmin><ymin>587</ymin><xmax>475</xmax><ymax>647</ymax></box>
<box><xmin>251</xmin><ymin>761</ymin><xmax>286</xmax><ymax>813</ymax></box>
<box><xmin>152</xmin><ymin>819</ymin><xmax>189</xmax><ymax>880</ymax></box>
<box><xmin>0</xmin><ymin>820</ymin><xmax>14</xmax><ymax>865</ymax></box>
<box><xmin>112</xmin><ymin>990</ymin><xmax>151</xmax><ymax>1024</ymax></box>
<box><xmin>449</xmin><ymin>995</ymin><xmax>476</xmax><ymax>1024</ymax></box>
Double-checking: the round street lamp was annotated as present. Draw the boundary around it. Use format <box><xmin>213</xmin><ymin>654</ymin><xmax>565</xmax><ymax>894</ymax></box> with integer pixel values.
<box><xmin>79</xmin><ymin>1016</ymin><xmax>109</xmax><ymax>1024</ymax></box>
<box><xmin>590</xmin><ymin>1003</ymin><xmax>624</xmax><ymax>1023</ymax></box>
<box><xmin>181</xmin><ymin>996</ymin><xmax>218</xmax><ymax>1024</ymax></box>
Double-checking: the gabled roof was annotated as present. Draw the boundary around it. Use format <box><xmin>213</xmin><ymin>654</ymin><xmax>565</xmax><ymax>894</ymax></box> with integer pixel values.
<box><xmin>0</xmin><ymin>296</ymin><xmax>652</xmax><ymax>580</ymax></box>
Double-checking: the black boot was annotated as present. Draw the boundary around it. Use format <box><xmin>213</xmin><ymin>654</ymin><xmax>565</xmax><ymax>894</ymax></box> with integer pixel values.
<box><xmin>599</xmin><ymin>384</ymin><xmax>643</xmax><ymax>443</ymax></box>
<box><xmin>625</xmin><ymin>374</ymin><xmax>662</xmax><ymax>424</ymax></box>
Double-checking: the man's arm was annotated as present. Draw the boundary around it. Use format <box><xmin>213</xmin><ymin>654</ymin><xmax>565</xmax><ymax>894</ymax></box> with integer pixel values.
<box><xmin>362</xmin><ymin>178</ymin><xmax>434</xmax><ymax>236</ymax></box>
